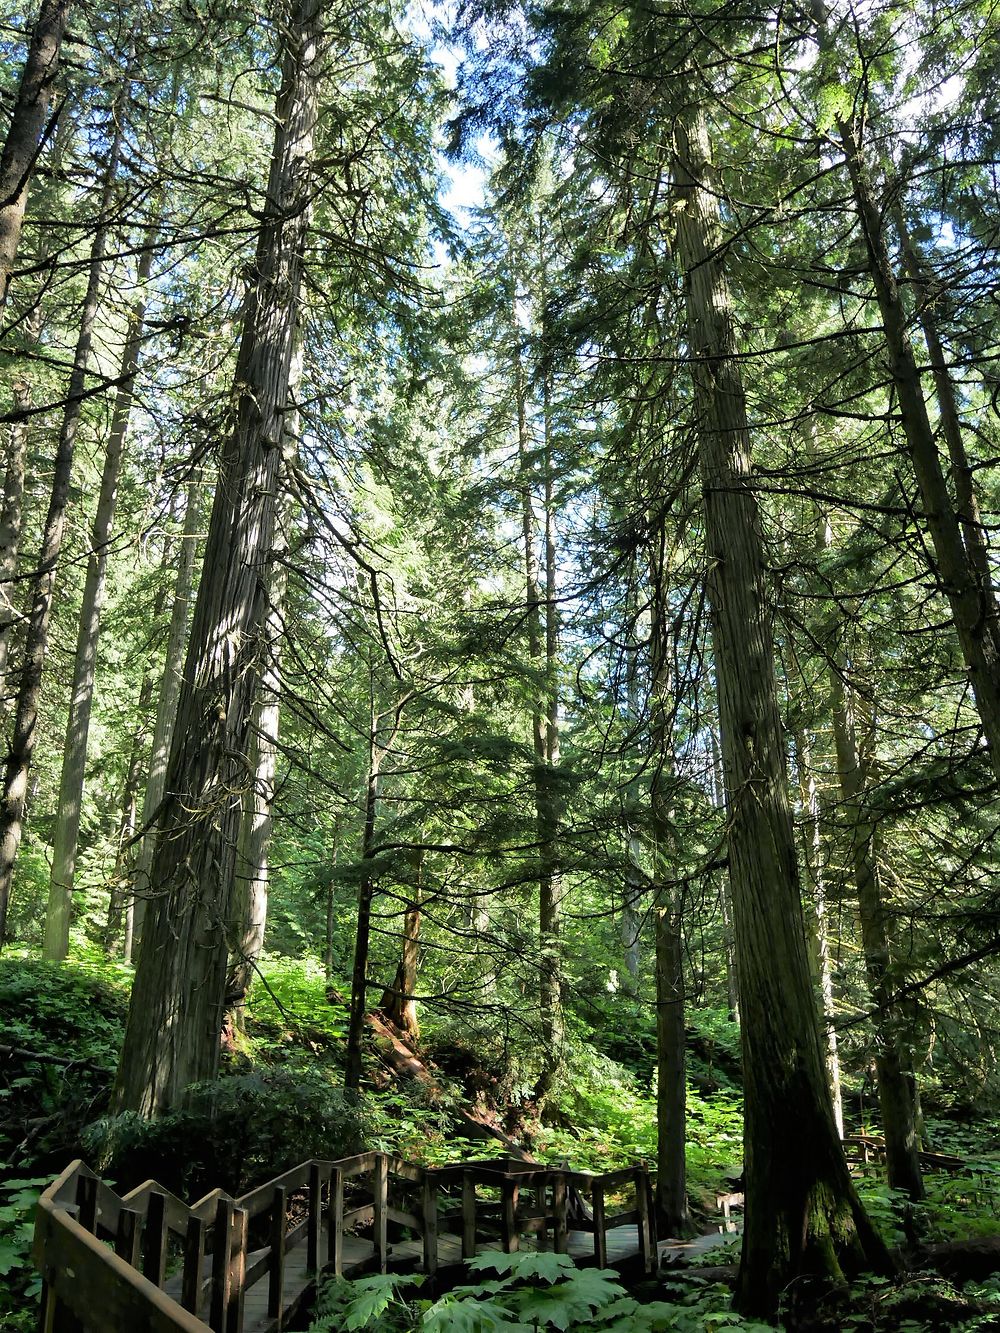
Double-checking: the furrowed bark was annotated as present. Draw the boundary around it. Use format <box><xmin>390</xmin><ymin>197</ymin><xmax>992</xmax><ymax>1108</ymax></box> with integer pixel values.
<box><xmin>112</xmin><ymin>0</ymin><xmax>320</xmax><ymax>1116</ymax></box>
<box><xmin>226</xmin><ymin>531</ymin><xmax>289</xmax><ymax>1029</ymax></box>
<box><xmin>674</xmin><ymin>106</ymin><xmax>891</xmax><ymax>1315</ymax></box>
<box><xmin>128</xmin><ymin>477</ymin><xmax>203</xmax><ymax>963</ymax></box>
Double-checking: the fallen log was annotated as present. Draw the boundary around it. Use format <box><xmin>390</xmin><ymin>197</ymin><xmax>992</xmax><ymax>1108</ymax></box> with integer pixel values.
<box><xmin>914</xmin><ymin>1236</ymin><xmax>1000</xmax><ymax>1282</ymax></box>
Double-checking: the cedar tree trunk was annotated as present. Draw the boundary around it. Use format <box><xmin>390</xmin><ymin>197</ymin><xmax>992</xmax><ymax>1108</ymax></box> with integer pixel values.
<box><xmin>674</xmin><ymin>107</ymin><xmax>892</xmax><ymax>1315</ymax></box>
<box><xmin>112</xmin><ymin>0</ymin><xmax>320</xmax><ymax>1115</ymax></box>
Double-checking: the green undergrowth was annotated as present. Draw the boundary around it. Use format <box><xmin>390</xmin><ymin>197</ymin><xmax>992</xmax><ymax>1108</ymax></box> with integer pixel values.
<box><xmin>0</xmin><ymin>954</ymin><xmax>128</xmax><ymax>1174</ymax></box>
<box><xmin>531</xmin><ymin>1039</ymin><xmax>743</xmax><ymax>1212</ymax></box>
<box><xmin>5</xmin><ymin>953</ymin><xmax>1000</xmax><ymax>1333</ymax></box>
<box><xmin>244</xmin><ymin>955</ymin><xmax>350</xmax><ymax>1050</ymax></box>
<box><xmin>311</xmin><ymin>1252</ymin><xmax>772</xmax><ymax>1332</ymax></box>
<box><xmin>787</xmin><ymin>1271</ymin><xmax>1000</xmax><ymax>1331</ymax></box>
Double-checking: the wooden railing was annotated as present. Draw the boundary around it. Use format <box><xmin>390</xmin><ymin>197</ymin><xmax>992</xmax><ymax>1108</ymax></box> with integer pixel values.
<box><xmin>841</xmin><ymin>1135</ymin><xmax>966</xmax><ymax>1174</ymax></box>
<box><xmin>34</xmin><ymin>1154</ymin><xmax>656</xmax><ymax>1332</ymax></box>
<box><xmin>432</xmin><ymin>1158</ymin><xmax>656</xmax><ymax>1271</ymax></box>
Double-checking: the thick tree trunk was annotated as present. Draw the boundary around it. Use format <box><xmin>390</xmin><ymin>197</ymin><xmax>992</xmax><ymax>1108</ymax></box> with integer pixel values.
<box><xmin>829</xmin><ymin>673</ymin><xmax>924</xmax><ymax>1199</ymax></box>
<box><xmin>793</xmin><ymin>729</ymin><xmax>845</xmax><ymax>1139</ymax></box>
<box><xmin>43</xmin><ymin>225</ymin><xmax>157</xmax><ymax>960</ymax></box>
<box><xmin>674</xmin><ymin>107</ymin><xmax>891</xmax><ymax>1315</ymax></box>
<box><xmin>128</xmin><ymin>477</ymin><xmax>203</xmax><ymax>962</ymax></box>
<box><xmin>226</xmin><ymin>549</ymin><xmax>288</xmax><ymax>1028</ymax></box>
<box><xmin>0</xmin><ymin>0</ymin><xmax>71</xmax><ymax>315</ymax></box>
<box><xmin>0</xmin><ymin>108</ymin><xmax>124</xmax><ymax>948</ymax></box>
<box><xmin>111</xmin><ymin>0</ymin><xmax>320</xmax><ymax>1116</ymax></box>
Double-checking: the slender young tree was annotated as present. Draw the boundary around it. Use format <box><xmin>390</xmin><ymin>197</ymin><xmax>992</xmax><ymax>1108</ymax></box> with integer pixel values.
<box><xmin>814</xmin><ymin>0</ymin><xmax>1000</xmax><ymax>780</ymax></box>
<box><xmin>345</xmin><ymin>694</ymin><xmax>391</xmax><ymax>1091</ymax></box>
<box><xmin>829</xmin><ymin>665</ymin><xmax>924</xmax><ymax>1198</ymax></box>
<box><xmin>0</xmin><ymin>308</ymin><xmax>41</xmax><ymax>701</ymax></box>
<box><xmin>793</xmin><ymin>727</ymin><xmax>845</xmax><ymax>1139</ymax></box>
<box><xmin>649</xmin><ymin>520</ymin><xmax>691</xmax><ymax>1237</ymax></box>
<box><xmin>43</xmin><ymin>221</ymin><xmax>159</xmax><ymax>959</ymax></box>
<box><xmin>0</xmin><ymin>99</ymin><xmax>126</xmax><ymax>946</ymax></box>
<box><xmin>506</xmin><ymin>216</ymin><xmax>564</xmax><ymax>1100</ymax></box>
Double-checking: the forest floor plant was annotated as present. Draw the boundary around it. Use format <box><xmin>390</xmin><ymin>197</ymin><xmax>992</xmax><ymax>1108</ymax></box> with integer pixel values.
<box><xmin>3</xmin><ymin>953</ymin><xmax>1000</xmax><ymax>1330</ymax></box>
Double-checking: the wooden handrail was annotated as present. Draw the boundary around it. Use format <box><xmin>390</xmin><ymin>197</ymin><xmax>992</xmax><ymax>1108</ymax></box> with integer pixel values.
<box><xmin>34</xmin><ymin>1190</ymin><xmax>210</xmax><ymax>1332</ymax></box>
<box><xmin>34</xmin><ymin>1152</ymin><xmax>657</xmax><ymax>1329</ymax></box>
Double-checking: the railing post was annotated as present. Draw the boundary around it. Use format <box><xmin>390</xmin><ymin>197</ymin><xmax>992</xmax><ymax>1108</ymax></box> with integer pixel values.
<box><xmin>142</xmin><ymin>1190</ymin><xmax>168</xmax><ymax>1288</ymax></box>
<box><xmin>552</xmin><ymin>1173</ymin><xmax>568</xmax><ymax>1254</ymax></box>
<box><xmin>182</xmin><ymin>1214</ymin><xmax>207</xmax><ymax>1316</ymax></box>
<box><xmin>501</xmin><ymin>1177</ymin><xmax>518</xmax><ymax>1253</ymax></box>
<box><xmin>536</xmin><ymin>1177</ymin><xmax>549</xmax><ymax>1251</ymax></box>
<box><xmin>268</xmin><ymin>1184</ymin><xmax>287</xmax><ymax>1322</ymax></box>
<box><xmin>210</xmin><ymin>1198</ymin><xmax>234</xmax><ymax>1333</ymax></box>
<box><xmin>75</xmin><ymin>1175</ymin><xmax>98</xmax><ymax>1234</ymax></box>
<box><xmin>421</xmin><ymin>1170</ymin><xmax>438</xmax><ymax>1278</ymax></box>
<box><xmin>115</xmin><ymin>1206</ymin><xmax>142</xmax><ymax>1266</ymax></box>
<box><xmin>592</xmin><ymin>1181</ymin><xmax>607</xmax><ymax>1269</ymax></box>
<box><xmin>228</xmin><ymin>1207</ymin><xmax>247</xmax><ymax>1333</ymax></box>
<box><xmin>461</xmin><ymin>1171</ymin><xmax>476</xmax><ymax>1259</ymax></box>
<box><xmin>374</xmin><ymin>1154</ymin><xmax>388</xmax><ymax>1273</ymax></box>
<box><xmin>307</xmin><ymin>1163</ymin><xmax>322</xmax><ymax>1274</ymax></box>
<box><xmin>635</xmin><ymin>1168</ymin><xmax>654</xmax><ymax>1273</ymax></box>
<box><xmin>328</xmin><ymin>1167</ymin><xmax>344</xmax><ymax>1276</ymax></box>
<box><xmin>37</xmin><ymin>1283</ymin><xmax>83</xmax><ymax>1333</ymax></box>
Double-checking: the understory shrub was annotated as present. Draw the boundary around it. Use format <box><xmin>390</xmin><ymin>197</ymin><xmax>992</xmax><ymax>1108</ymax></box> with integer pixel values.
<box><xmin>83</xmin><ymin>1066</ymin><xmax>371</xmax><ymax>1197</ymax></box>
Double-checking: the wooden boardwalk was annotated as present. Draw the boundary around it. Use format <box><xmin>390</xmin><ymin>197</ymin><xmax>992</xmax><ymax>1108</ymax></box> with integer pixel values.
<box><xmin>196</xmin><ymin>1222</ymin><xmax>668</xmax><ymax>1333</ymax></box>
<box><xmin>34</xmin><ymin>1153</ymin><xmax>660</xmax><ymax>1332</ymax></box>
